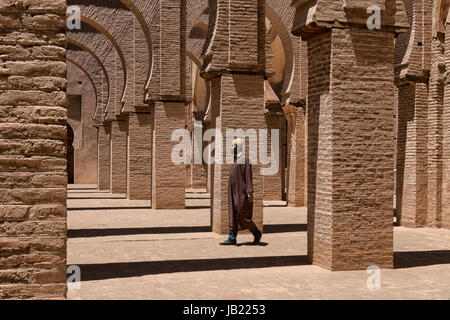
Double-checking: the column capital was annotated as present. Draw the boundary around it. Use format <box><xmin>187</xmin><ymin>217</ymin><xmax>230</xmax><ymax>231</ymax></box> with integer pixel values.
<box><xmin>201</xmin><ymin>0</ymin><xmax>274</xmax><ymax>79</ymax></box>
<box><xmin>291</xmin><ymin>0</ymin><xmax>409</xmax><ymax>40</ymax></box>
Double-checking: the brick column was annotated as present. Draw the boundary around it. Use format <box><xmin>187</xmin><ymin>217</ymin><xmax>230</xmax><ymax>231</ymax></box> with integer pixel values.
<box><xmin>146</xmin><ymin>0</ymin><xmax>186</xmax><ymax>208</ymax></box>
<box><xmin>263</xmin><ymin>109</ymin><xmax>285</xmax><ymax>201</ymax></box>
<box><xmin>443</xmin><ymin>25</ymin><xmax>450</xmax><ymax>229</ymax></box>
<box><xmin>152</xmin><ymin>102</ymin><xmax>186</xmax><ymax>209</ymax></box>
<box><xmin>191</xmin><ymin>165</ymin><xmax>207</xmax><ymax>189</ymax></box>
<box><xmin>0</xmin><ymin>0</ymin><xmax>67</xmax><ymax>299</ymax></box>
<box><xmin>210</xmin><ymin>74</ymin><xmax>265</xmax><ymax>234</ymax></box>
<box><xmin>190</xmin><ymin>120</ymin><xmax>207</xmax><ymax>189</ymax></box>
<box><xmin>306</xmin><ymin>29</ymin><xmax>396</xmax><ymax>270</ymax></box>
<box><xmin>292</xmin><ymin>0</ymin><xmax>408</xmax><ymax>271</ymax></box>
<box><xmin>127</xmin><ymin>112</ymin><xmax>153</xmax><ymax>200</ymax></box>
<box><xmin>205</xmin><ymin>121</ymin><xmax>213</xmax><ymax>194</ymax></box>
<box><xmin>201</xmin><ymin>0</ymin><xmax>270</xmax><ymax>234</ymax></box>
<box><xmin>97</xmin><ymin>124</ymin><xmax>111</xmax><ymax>191</ymax></box>
<box><xmin>396</xmin><ymin>83</ymin><xmax>428</xmax><ymax>227</ymax></box>
<box><xmin>110</xmin><ymin>119</ymin><xmax>128</xmax><ymax>194</ymax></box>
<box><xmin>427</xmin><ymin>39</ymin><xmax>444</xmax><ymax>228</ymax></box>
<box><xmin>283</xmin><ymin>104</ymin><xmax>306</xmax><ymax>207</ymax></box>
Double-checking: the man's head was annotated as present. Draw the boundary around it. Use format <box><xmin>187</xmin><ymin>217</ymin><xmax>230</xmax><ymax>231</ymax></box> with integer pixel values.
<box><xmin>232</xmin><ymin>138</ymin><xmax>244</xmax><ymax>156</ymax></box>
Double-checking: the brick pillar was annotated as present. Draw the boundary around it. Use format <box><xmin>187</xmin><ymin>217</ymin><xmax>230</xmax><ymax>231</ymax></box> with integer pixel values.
<box><xmin>152</xmin><ymin>102</ymin><xmax>186</xmax><ymax>209</ymax></box>
<box><xmin>205</xmin><ymin>121</ymin><xmax>213</xmax><ymax>194</ymax></box>
<box><xmin>191</xmin><ymin>165</ymin><xmax>207</xmax><ymax>189</ymax></box>
<box><xmin>306</xmin><ymin>29</ymin><xmax>395</xmax><ymax>270</ymax></box>
<box><xmin>0</xmin><ymin>0</ymin><xmax>67</xmax><ymax>299</ymax></box>
<box><xmin>190</xmin><ymin>121</ymin><xmax>207</xmax><ymax>189</ymax></box>
<box><xmin>283</xmin><ymin>104</ymin><xmax>306</xmax><ymax>207</ymax></box>
<box><xmin>263</xmin><ymin>109</ymin><xmax>284</xmax><ymax>201</ymax></box>
<box><xmin>127</xmin><ymin>112</ymin><xmax>153</xmax><ymax>200</ymax></box>
<box><xmin>396</xmin><ymin>83</ymin><xmax>428</xmax><ymax>227</ymax></box>
<box><xmin>443</xmin><ymin>27</ymin><xmax>450</xmax><ymax>229</ymax></box>
<box><xmin>202</xmin><ymin>0</ymin><xmax>269</xmax><ymax>234</ymax></box>
<box><xmin>210</xmin><ymin>74</ymin><xmax>265</xmax><ymax>234</ymax></box>
<box><xmin>97</xmin><ymin>124</ymin><xmax>111</xmax><ymax>191</ymax></box>
<box><xmin>110</xmin><ymin>119</ymin><xmax>127</xmax><ymax>194</ymax></box>
<box><xmin>427</xmin><ymin>39</ymin><xmax>444</xmax><ymax>227</ymax></box>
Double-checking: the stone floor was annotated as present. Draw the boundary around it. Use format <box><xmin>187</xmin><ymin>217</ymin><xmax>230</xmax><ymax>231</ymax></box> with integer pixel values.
<box><xmin>67</xmin><ymin>185</ymin><xmax>450</xmax><ymax>300</ymax></box>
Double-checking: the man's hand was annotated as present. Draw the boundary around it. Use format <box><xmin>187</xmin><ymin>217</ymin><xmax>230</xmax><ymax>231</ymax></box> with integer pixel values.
<box><xmin>247</xmin><ymin>193</ymin><xmax>253</xmax><ymax>203</ymax></box>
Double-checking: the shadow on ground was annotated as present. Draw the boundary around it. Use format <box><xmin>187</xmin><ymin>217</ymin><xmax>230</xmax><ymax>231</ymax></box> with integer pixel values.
<box><xmin>73</xmin><ymin>255</ymin><xmax>310</xmax><ymax>281</ymax></box>
<box><xmin>394</xmin><ymin>250</ymin><xmax>450</xmax><ymax>269</ymax></box>
<box><xmin>68</xmin><ymin>224</ymin><xmax>307</xmax><ymax>238</ymax></box>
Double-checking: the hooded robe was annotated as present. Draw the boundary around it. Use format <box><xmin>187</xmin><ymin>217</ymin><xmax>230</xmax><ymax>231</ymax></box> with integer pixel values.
<box><xmin>228</xmin><ymin>155</ymin><xmax>257</xmax><ymax>230</ymax></box>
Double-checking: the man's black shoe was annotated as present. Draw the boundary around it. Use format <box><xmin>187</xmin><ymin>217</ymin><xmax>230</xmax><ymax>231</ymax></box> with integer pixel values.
<box><xmin>251</xmin><ymin>229</ymin><xmax>262</xmax><ymax>245</ymax></box>
<box><xmin>220</xmin><ymin>239</ymin><xmax>237</xmax><ymax>245</ymax></box>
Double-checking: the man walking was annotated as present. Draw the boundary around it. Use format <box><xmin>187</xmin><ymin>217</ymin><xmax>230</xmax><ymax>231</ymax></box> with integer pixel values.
<box><xmin>220</xmin><ymin>138</ymin><xmax>262</xmax><ymax>246</ymax></box>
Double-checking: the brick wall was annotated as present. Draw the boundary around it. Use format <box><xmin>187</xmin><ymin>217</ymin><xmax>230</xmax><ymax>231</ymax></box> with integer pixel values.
<box><xmin>0</xmin><ymin>0</ymin><xmax>67</xmax><ymax>299</ymax></box>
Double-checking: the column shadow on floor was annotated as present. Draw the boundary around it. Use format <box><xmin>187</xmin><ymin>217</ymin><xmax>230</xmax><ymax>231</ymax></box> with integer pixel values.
<box><xmin>68</xmin><ymin>191</ymin><xmax>111</xmax><ymax>194</ymax></box>
<box><xmin>264</xmin><ymin>224</ymin><xmax>306</xmax><ymax>234</ymax></box>
<box><xmin>237</xmin><ymin>242</ymin><xmax>269</xmax><ymax>247</ymax></box>
<box><xmin>73</xmin><ymin>255</ymin><xmax>310</xmax><ymax>281</ymax></box>
<box><xmin>67</xmin><ymin>224</ymin><xmax>307</xmax><ymax>238</ymax></box>
<box><xmin>68</xmin><ymin>226</ymin><xmax>212</xmax><ymax>238</ymax></box>
<box><xmin>185</xmin><ymin>205</ymin><xmax>211</xmax><ymax>209</ymax></box>
<box><xmin>68</xmin><ymin>206</ymin><xmax>152</xmax><ymax>211</ymax></box>
<box><xmin>394</xmin><ymin>250</ymin><xmax>450</xmax><ymax>269</ymax></box>
<box><xmin>68</xmin><ymin>197</ymin><xmax>127</xmax><ymax>200</ymax></box>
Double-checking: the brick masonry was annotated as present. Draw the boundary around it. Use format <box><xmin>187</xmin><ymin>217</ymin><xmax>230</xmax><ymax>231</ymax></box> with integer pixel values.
<box><xmin>283</xmin><ymin>104</ymin><xmax>306</xmax><ymax>207</ymax></box>
<box><xmin>97</xmin><ymin>124</ymin><xmax>111</xmax><ymax>191</ymax></box>
<box><xmin>443</xmin><ymin>22</ymin><xmax>450</xmax><ymax>229</ymax></box>
<box><xmin>151</xmin><ymin>102</ymin><xmax>186</xmax><ymax>209</ymax></box>
<box><xmin>396</xmin><ymin>83</ymin><xmax>428</xmax><ymax>227</ymax></box>
<box><xmin>127</xmin><ymin>112</ymin><xmax>153</xmax><ymax>200</ymax></box>
<box><xmin>306</xmin><ymin>28</ymin><xmax>395</xmax><ymax>271</ymax></box>
<box><xmin>0</xmin><ymin>0</ymin><xmax>67</xmax><ymax>299</ymax></box>
<box><xmin>110</xmin><ymin>120</ymin><xmax>127</xmax><ymax>194</ymax></box>
<box><xmin>427</xmin><ymin>38</ymin><xmax>444</xmax><ymax>228</ymax></box>
<box><xmin>3</xmin><ymin>0</ymin><xmax>450</xmax><ymax>301</ymax></box>
<box><xmin>210</xmin><ymin>74</ymin><xmax>265</xmax><ymax>234</ymax></box>
<box><xmin>263</xmin><ymin>110</ymin><xmax>285</xmax><ymax>201</ymax></box>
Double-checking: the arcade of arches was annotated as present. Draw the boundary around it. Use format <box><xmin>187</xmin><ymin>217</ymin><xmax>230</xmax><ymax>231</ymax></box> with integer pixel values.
<box><xmin>0</xmin><ymin>0</ymin><xmax>450</xmax><ymax>299</ymax></box>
